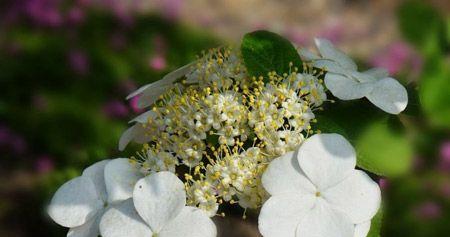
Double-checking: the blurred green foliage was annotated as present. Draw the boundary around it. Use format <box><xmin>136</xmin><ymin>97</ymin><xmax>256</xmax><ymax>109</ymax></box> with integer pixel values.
<box><xmin>0</xmin><ymin>4</ymin><xmax>220</xmax><ymax>235</ymax></box>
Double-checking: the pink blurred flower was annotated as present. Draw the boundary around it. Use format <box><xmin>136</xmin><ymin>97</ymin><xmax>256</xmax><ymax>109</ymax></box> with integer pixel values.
<box><xmin>67</xmin><ymin>6</ymin><xmax>85</xmax><ymax>25</ymax></box>
<box><xmin>379</xmin><ymin>178</ymin><xmax>389</xmax><ymax>190</ymax></box>
<box><xmin>149</xmin><ymin>55</ymin><xmax>167</xmax><ymax>71</ymax></box>
<box><xmin>35</xmin><ymin>155</ymin><xmax>54</xmax><ymax>174</ymax></box>
<box><xmin>102</xmin><ymin>100</ymin><xmax>129</xmax><ymax>119</ymax></box>
<box><xmin>130</xmin><ymin>95</ymin><xmax>143</xmax><ymax>114</ymax></box>
<box><xmin>25</xmin><ymin>0</ymin><xmax>63</xmax><ymax>27</ymax></box>
<box><xmin>285</xmin><ymin>29</ymin><xmax>308</xmax><ymax>46</ymax></box>
<box><xmin>68</xmin><ymin>50</ymin><xmax>90</xmax><ymax>75</ymax></box>
<box><xmin>318</xmin><ymin>22</ymin><xmax>344</xmax><ymax>43</ymax></box>
<box><xmin>159</xmin><ymin>0</ymin><xmax>183</xmax><ymax>20</ymax></box>
<box><xmin>371</xmin><ymin>42</ymin><xmax>423</xmax><ymax>75</ymax></box>
<box><xmin>414</xmin><ymin>201</ymin><xmax>442</xmax><ymax>220</ymax></box>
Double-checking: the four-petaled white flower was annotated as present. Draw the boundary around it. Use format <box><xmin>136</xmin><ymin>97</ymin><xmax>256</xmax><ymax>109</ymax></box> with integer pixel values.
<box><xmin>259</xmin><ymin>133</ymin><xmax>381</xmax><ymax>237</ymax></box>
<box><xmin>99</xmin><ymin>171</ymin><xmax>216</xmax><ymax>237</ymax></box>
<box><xmin>47</xmin><ymin>158</ymin><xmax>143</xmax><ymax>236</ymax></box>
<box><xmin>300</xmin><ymin>38</ymin><xmax>408</xmax><ymax>114</ymax></box>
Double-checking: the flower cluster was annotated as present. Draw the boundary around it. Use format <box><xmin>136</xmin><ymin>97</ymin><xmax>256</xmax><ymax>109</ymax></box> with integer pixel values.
<box><xmin>121</xmin><ymin>47</ymin><xmax>327</xmax><ymax>215</ymax></box>
<box><xmin>48</xmin><ymin>32</ymin><xmax>408</xmax><ymax>237</ymax></box>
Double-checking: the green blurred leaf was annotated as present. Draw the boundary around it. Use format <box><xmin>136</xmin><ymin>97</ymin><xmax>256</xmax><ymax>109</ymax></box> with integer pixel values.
<box><xmin>356</xmin><ymin>121</ymin><xmax>413</xmax><ymax>177</ymax></box>
<box><xmin>241</xmin><ymin>30</ymin><xmax>302</xmax><ymax>79</ymax></box>
<box><xmin>419</xmin><ymin>60</ymin><xmax>450</xmax><ymax>129</ymax></box>
<box><xmin>367</xmin><ymin>208</ymin><xmax>383</xmax><ymax>237</ymax></box>
<box><xmin>398</xmin><ymin>0</ymin><xmax>446</xmax><ymax>51</ymax></box>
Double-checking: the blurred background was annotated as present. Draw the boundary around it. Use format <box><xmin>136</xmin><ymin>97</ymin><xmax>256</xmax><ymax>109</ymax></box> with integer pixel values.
<box><xmin>0</xmin><ymin>0</ymin><xmax>449</xmax><ymax>236</ymax></box>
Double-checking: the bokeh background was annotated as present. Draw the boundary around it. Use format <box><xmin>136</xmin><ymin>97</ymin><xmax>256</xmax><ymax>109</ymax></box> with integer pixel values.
<box><xmin>0</xmin><ymin>0</ymin><xmax>449</xmax><ymax>236</ymax></box>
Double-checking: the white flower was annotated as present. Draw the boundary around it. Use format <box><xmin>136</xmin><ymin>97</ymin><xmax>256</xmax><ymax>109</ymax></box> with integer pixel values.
<box><xmin>47</xmin><ymin>158</ymin><xmax>143</xmax><ymax>236</ymax></box>
<box><xmin>259</xmin><ymin>133</ymin><xmax>381</xmax><ymax>237</ymax></box>
<box><xmin>100</xmin><ymin>172</ymin><xmax>216</xmax><ymax>237</ymax></box>
<box><xmin>127</xmin><ymin>62</ymin><xmax>195</xmax><ymax>109</ymax></box>
<box><xmin>119</xmin><ymin>110</ymin><xmax>157</xmax><ymax>151</ymax></box>
<box><xmin>300</xmin><ymin>38</ymin><xmax>408</xmax><ymax>114</ymax></box>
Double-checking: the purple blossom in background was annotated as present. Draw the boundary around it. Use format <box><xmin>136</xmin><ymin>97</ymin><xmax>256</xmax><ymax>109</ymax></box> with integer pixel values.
<box><xmin>379</xmin><ymin>178</ymin><xmax>389</xmax><ymax>190</ymax></box>
<box><xmin>414</xmin><ymin>201</ymin><xmax>442</xmax><ymax>220</ymax></box>
<box><xmin>66</xmin><ymin>6</ymin><xmax>85</xmax><ymax>25</ymax></box>
<box><xmin>371</xmin><ymin>42</ymin><xmax>423</xmax><ymax>75</ymax></box>
<box><xmin>68</xmin><ymin>50</ymin><xmax>90</xmax><ymax>75</ymax></box>
<box><xmin>285</xmin><ymin>29</ymin><xmax>308</xmax><ymax>46</ymax></box>
<box><xmin>149</xmin><ymin>54</ymin><xmax>167</xmax><ymax>71</ymax></box>
<box><xmin>159</xmin><ymin>0</ymin><xmax>183</xmax><ymax>20</ymax></box>
<box><xmin>130</xmin><ymin>95</ymin><xmax>143</xmax><ymax>114</ymax></box>
<box><xmin>34</xmin><ymin>155</ymin><xmax>55</xmax><ymax>174</ymax></box>
<box><xmin>438</xmin><ymin>141</ymin><xmax>450</xmax><ymax>171</ymax></box>
<box><xmin>102</xmin><ymin>100</ymin><xmax>129</xmax><ymax>119</ymax></box>
<box><xmin>0</xmin><ymin>125</ymin><xmax>27</xmax><ymax>155</ymax></box>
<box><xmin>318</xmin><ymin>21</ymin><xmax>344</xmax><ymax>43</ymax></box>
<box><xmin>24</xmin><ymin>0</ymin><xmax>63</xmax><ymax>27</ymax></box>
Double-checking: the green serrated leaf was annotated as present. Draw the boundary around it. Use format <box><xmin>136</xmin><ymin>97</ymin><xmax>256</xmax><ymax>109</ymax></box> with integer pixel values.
<box><xmin>367</xmin><ymin>208</ymin><xmax>383</xmax><ymax>237</ymax></box>
<box><xmin>356</xmin><ymin>121</ymin><xmax>413</xmax><ymax>177</ymax></box>
<box><xmin>241</xmin><ymin>30</ymin><xmax>302</xmax><ymax>79</ymax></box>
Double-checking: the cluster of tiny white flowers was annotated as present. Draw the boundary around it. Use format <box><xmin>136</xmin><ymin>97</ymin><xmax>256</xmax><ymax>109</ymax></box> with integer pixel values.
<box><xmin>131</xmin><ymin>47</ymin><xmax>327</xmax><ymax>216</ymax></box>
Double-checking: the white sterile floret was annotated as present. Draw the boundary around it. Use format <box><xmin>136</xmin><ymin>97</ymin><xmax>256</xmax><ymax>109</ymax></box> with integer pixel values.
<box><xmin>100</xmin><ymin>172</ymin><xmax>216</xmax><ymax>237</ymax></box>
<box><xmin>299</xmin><ymin>38</ymin><xmax>408</xmax><ymax>114</ymax></box>
<box><xmin>47</xmin><ymin>158</ymin><xmax>143</xmax><ymax>237</ymax></box>
<box><xmin>259</xmin><ymin>133</ymin><xmax>381</xmax><ymax>237</ymax></box>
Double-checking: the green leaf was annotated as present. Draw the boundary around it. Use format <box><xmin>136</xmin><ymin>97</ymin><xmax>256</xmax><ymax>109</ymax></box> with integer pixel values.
<box><xmin>419</xmin><ymin>60</ymin><xmax>450</xmax><ymax>129</ymax></box>
<box><xmin>241</xmin><ymin>30</ymin><xmax>302</xmax><ymax>79</ymax></box>
<box><xmin>315</xmin><ymin>100</ymin><xmax>412</xmax><ymax>177</ymax></box>
<box><xmin>313</xmin><ymin>115</ymin><xmax>349</xmax><ymax>138</ymax></box>
<box><xmin>356</xmin><ymin>121</ymin><xmax>413</xmax><ymax>177</ymax></box>
<box><xmin>397</xmin><ymin>0</ymin><xmax>446</xmax><ymax>50</ymax></box>
<box><xmin>367</xmin><ymin>208</ymin><xmax>383</xmax><ymax>237</ymax></box>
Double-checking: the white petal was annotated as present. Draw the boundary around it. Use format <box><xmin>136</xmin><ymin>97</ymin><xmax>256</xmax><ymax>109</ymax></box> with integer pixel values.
<box><xmin>100</xmin><ymin>199</ymin><xmax>153</xmax><ymax>237</ymax></box>
<box><xmin>297</xmin><ymin>133</ymin><xmax>356</xmax><ymax>190</ymax></box>
<box><xmin>296</xmin><ymin>199</ymin><xmax>354</xmax><ymax>237</ymax></box>
<box><xmin>118</xmin><ymin>124</ymin><xmax>150</xmax><ymax>151</ymax></box>
<box><xmin>351</xmin><ymin>71</ymin><xmax>378</xmax><ymax>83</ymax></box>
<box><xmin>298</xmin><ymin>48</ymin><xmax>320</xmax><ymax>61</ymax></box>
<box><xmin>366</xmin><ymin>77</ymin><xmax>408</xmax><ymax>114</ymax></box>
<box><xmin>262</xmin><ymin>150</ymin><xmax>315</xmax><ymax>196</ymax></box>
<box><xmin>258</xmin><ymin>193</ymin><xmax>315</xmax><ymax>237</ymax></box>
<box><xmin>354</xmin><ymin>221</ymin><xmax>371</xmax><ymax>237</ymax></box>
<box><xmin>325</xmin><ymin>73</ymin><xmax>375</xmax><ymax>100</ymax></box>
<box><xmin>133</xmin><ymin>172</ymin><xmax>186</xmax><ymax>233</ymax></box>
<box><xmin>129</xmin><ymin>110</ymin><xmax>156</xmax><ymax>124</ymax></box>
<box><xmin>82</xmin><ymin>160</ymin><xmax>110</xmax><ymax>202</ymax></box>
<box><xmin>126</xmin><ymin>62</ymin><xmax>194</xmax><ymax>100</ymax></box>
<box><xmin>67</xmin><ymin>212</ymin><xmax>102</xmax><ymax>237</ymax></box>
<box><xmin>314</xmin><ymin>38</ymin><xmax>357</xmax><ymax>71</ymax></box>
<box><xmin>314</xmin><ymin>60</ymin><xmax>348</xmax><ymax>75</ymax></box>
<box><xmin>159</xmin><ymin>207</ymin><xmax>216</xmax><ymax>237</ymax></box>
<box><xmin>48</xmin><ymin>177</ymin><xmax>103</xmax><ymax>228</ymax></box>
<box><xmin>363</xmin><ymin>68</ymin><xmax>389</xmax><ymax>80</ymax></box>
<box><xmin>323</xmin><ymin>170</ymin><xmax>381</xmax><ymax>223</ymax></box>
<box><xmin>131</xmin><ymin>62</ymin><xmax>195</xmax><ymax>108</ymax></box>
<box><xmin>104</xmin><ymin>158</ymin><xmax>143</xmax><ymax>204</ymax></box>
